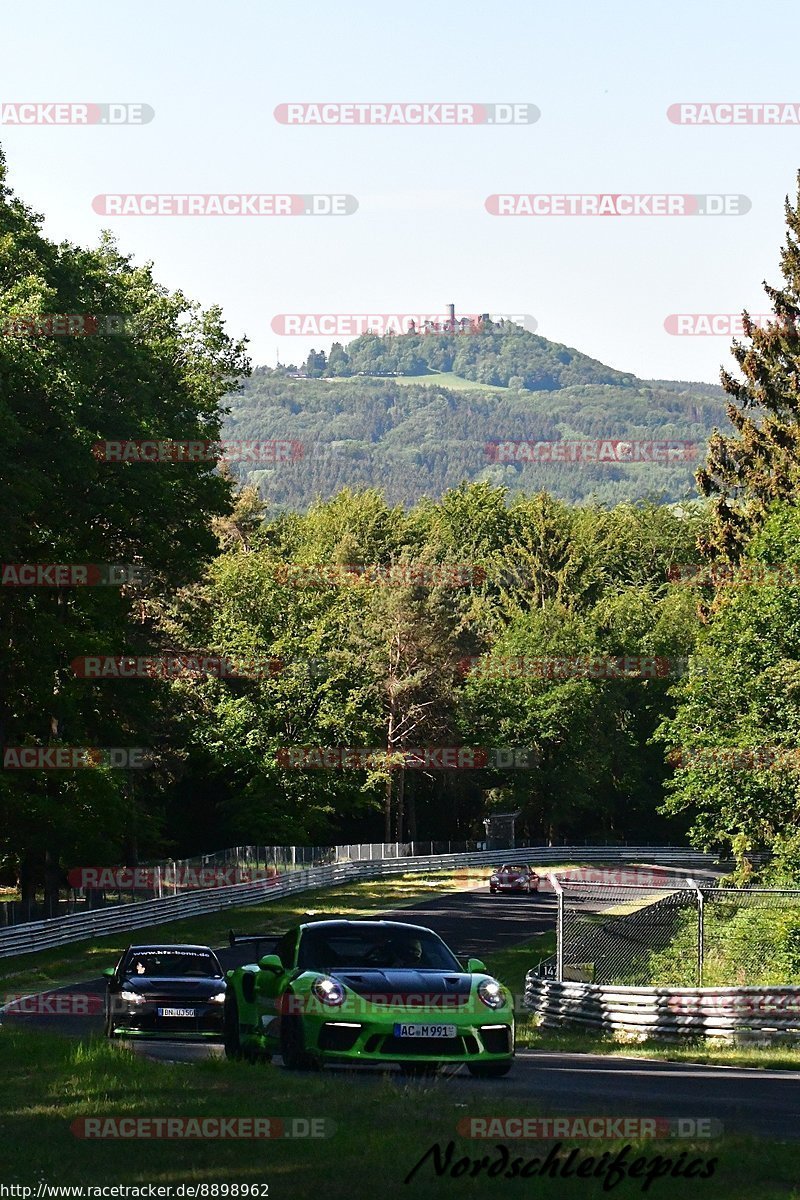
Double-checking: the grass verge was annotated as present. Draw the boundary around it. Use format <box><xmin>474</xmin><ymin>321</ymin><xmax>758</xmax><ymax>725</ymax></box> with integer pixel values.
<box><xmin>0</xmin><ymin>1030</ymin><xmax>797</xmax><ymax>1197</ymax></box>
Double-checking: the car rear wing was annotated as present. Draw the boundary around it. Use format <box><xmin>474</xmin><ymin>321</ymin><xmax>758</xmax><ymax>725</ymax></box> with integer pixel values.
<box><xmin>228</xmin><ymin>929</ymin><xmax>273</xmax><ymax>948</ymax></box>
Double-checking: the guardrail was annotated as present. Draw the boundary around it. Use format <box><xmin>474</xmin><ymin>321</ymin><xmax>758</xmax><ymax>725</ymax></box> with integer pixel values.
<box><xmin>524</xmin><ymin>976</ymin><xmax>800</xmax><ymax>1043</ymax></box>
<box><xmin>0</xmin><ymin>846</ymin><xmax>726</xmax><ymax>960</ymax></box>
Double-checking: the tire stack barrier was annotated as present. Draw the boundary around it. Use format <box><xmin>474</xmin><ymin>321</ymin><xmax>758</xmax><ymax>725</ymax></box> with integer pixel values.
<box><xmin>524</xmin><ymin>975</ymin><xmax>800</xmax><ymax>1043</ymax></box>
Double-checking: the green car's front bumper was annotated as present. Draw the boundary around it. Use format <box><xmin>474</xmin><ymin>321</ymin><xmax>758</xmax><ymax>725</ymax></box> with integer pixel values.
<box><xmin>294</xmin><ymin>1005</ymin><xmax>514</xmax><ymax>1064</ymax></box>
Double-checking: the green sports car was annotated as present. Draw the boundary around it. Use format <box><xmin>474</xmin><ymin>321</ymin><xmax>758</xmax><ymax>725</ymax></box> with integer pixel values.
<box><xmin>223</xmin><ymin>918</ymin><xmax>514</xmax><ymax>1076</ymax></box>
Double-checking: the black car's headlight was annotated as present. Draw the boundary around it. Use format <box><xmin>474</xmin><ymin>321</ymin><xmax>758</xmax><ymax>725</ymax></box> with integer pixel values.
<box><xmin>312</xmin><ymin>977</ymin><xmax>345</xmax><ymax>1007</ymax></box>
<box><xmin>209</xmin><ymin>991</ymin><xmax>227</xmax><ymax>1004</ymax></box>
<box><xmin>490</xmin><ymin>875</ymin><xmax>499</xmax><ymax>883</ymax></box>
<box><xmin>477</xmin><ymin>979</ymin><xmax>506</xmax><ymax>1010</ymax></box>
<box><xmin>119</xmin><ymin>989</ymin><xmax>145</xmax><ymax>1005</ymax></box>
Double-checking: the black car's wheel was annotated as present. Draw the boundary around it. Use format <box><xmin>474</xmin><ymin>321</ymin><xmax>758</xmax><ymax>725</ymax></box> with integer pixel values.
<box><xmin>279</xmin><ymin>1015</ymin><xmax>320</xmax><ymax>1071</ymax></box>
<box><xmin>223</xmin><ymin>996</ymin><xmax>243</xmax><ymax>1060</ymax></box>
<box><xmin>467</xmin><ymin>1061</ymin><xmax>513</xmax><ymax>1078</ymax></box>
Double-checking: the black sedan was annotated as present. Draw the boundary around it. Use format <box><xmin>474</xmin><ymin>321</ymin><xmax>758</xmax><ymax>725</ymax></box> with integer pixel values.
<box><xmin>103</xmin><ymin>944</ymin><xmax>227</xmax><ymax>1040</ymax></box>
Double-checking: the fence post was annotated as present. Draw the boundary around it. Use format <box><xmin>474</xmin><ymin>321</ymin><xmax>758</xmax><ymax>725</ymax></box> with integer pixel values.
<box><xmin>550</xmin><ymin>873</ymin><xmax>564</xmax><ymax>982</ymax></box>
<box><xmin>690</xmin><ymin>880</ymin><xmax>704</xmax><ymax>987</ymax></box>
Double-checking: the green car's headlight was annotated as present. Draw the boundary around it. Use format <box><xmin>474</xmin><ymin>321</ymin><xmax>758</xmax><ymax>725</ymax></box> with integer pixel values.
<box><xmin>120</xmin><ymin>989</ymin><xmax>145</xmax><ymax>1005</ymax></box>
<box><xmin>312</xmin><ymin>977</ymin><xmax>345</xmax><ymax>1007</ymax></box>
<box><xmin>477</xmin><ymin>979</ymin><xmax>506</xmax><ymax>1009</ymax></box>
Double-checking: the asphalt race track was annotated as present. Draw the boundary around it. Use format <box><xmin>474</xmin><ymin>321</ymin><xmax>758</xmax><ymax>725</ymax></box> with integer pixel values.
<box><xmin>4</xmin><ymin>884</ymin><xmax>800</xmax><ymax>1140</ymax></box>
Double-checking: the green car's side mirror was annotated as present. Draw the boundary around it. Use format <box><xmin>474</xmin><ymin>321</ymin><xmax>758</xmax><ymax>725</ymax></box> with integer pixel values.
<box><xmin>467</xmin><ymin>958</ymin><xmax>486</xmax><ymax>973</ymax></box>
<box><xmin>102</xmin><ymin>967</ymin><xmax>116</xmax><ymax>978</ymax></box>
<box><xmin>258</xmin><ymin>954</ymin><xmax>284</xmax><ymax>974</ymax></box>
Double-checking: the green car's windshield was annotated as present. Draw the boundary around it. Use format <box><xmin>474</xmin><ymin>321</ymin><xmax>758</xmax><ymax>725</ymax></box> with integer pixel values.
<box><xmin>297</xmin><ymin>925</ymin><xmax>461</xmax><ymax>972</ymax></box>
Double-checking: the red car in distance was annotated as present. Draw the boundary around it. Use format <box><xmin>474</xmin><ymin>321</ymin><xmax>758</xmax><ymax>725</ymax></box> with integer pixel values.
<box><xmin>489</xmin><ymin>864</ymin><xmax>540</xmax><ymax>895</ymax></box>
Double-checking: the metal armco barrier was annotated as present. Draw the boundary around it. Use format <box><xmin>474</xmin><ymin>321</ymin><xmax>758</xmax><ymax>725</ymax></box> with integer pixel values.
<box><xmin>0</xmin><ymin>846</ymin><xmax>724</xmax><ymax>960</ymax></box>
<box><xmin>524</xmin><ymin>976</ymin><xmax>800</xmax><ymax>1043</ymax></box>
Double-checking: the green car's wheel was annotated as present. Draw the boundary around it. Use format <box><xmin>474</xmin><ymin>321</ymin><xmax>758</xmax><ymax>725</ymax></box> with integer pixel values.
<box><xmin>467</xmin><ymin>1061</ymin><xmax>512</xmax><ymax>1078</ymax></box>
<box><xmin>223</xmin><ymin>996</ymin><xmax>243</xmax><ymax>1060</ymax></box>
<box><xmin>279</xmin><ymin>1015</ymin><xmax>320</xmax><ymax>1071</ymax></box>
<box><xmin>103</xmin><ymin>1006</ymin><xmax>117</xmax><ymax>1039</ymax></box>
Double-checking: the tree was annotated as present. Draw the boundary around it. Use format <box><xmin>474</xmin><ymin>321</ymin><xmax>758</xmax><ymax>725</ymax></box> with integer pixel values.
<box><xmin>655</xmin><ymin>505</ymin><xmax>800</xmax><ymax>867</ymax></box>
<box><xmin>698</xmin><ymin>171</ymin><xmax>800</xmax><ymax>560</ymax></box>
<box><xmin>0</xmin><ymin>144</ymin><xmax>248</xmax><ymax>903</ymax></box>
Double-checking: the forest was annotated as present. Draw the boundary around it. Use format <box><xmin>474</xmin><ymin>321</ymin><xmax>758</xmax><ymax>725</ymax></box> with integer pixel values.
<box><xmin>4</xmin><ymin>144</ymin><xmax>800</xmax><ymax>902</ymax></box>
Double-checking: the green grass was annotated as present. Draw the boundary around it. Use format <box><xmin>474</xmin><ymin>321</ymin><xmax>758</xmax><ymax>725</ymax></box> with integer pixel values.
<box><xmin>483</xmin><ymin>932</ymin><xmax>556</xmax><ymax>998</ymax></box>
<box><xmin>0</xmin><ymin>869</ymin><xmax>479</xmax><ymax>998</ymax></box>
<box><xmin>1</xmin><ymin>1030</ymin><xmax>798</xmax><ymax>1196</ymax></box>
<box><xmin>516</xmin><ymin>1020</ymin><xmax>800</xmax><ymax>1073</ymax></box>
<box><xmin>325</xmin><ymin>371</ymin><xmax>511</xmax><ymax>394</ymax></box>
<box><xmin>520</xmin><ymin>998</ymin><xmax>800</xmax><ymax>1070</ymax></box>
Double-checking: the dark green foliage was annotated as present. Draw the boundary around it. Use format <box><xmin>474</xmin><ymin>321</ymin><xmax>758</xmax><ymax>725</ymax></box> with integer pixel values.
<box><xmin>225</xmin><ymin>371</ymin><xmax>726</xmax><ymax>511</ymax></box>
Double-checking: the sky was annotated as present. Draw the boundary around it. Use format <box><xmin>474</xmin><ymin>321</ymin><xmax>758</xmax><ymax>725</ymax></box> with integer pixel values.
<box><xmin>3</xmin><ymin>0</ymin><xmax>800</xmax><ymax>383</ymax></box>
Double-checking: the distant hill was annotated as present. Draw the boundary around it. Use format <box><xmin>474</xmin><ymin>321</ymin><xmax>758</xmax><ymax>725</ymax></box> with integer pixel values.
<box><xmin>224</xmin><ymin>321</ymin><xmax>729</xmax><ymax>509</ymax></box>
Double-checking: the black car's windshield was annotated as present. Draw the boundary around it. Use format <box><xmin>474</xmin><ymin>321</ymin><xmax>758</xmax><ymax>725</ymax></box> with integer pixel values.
<box><xmin>500</xmin><ymin>865</ymin><xmax>526</xmax><ymax>873</ymax></box>
<box><xmin>297</xmin><ymin>926</ymin><xmax>461</xmax><ymax>971</ymax></box>
<box><xmin>123</xmin><ymin>949</ymin><xmax>222</xmax><ymax>978</ymax></box>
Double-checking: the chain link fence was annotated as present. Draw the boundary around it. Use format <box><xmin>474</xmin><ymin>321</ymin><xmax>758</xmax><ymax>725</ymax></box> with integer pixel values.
<box><xmin>539</xmin><ymin>874</ymin><xmax>800</xmax><ymax>987</ymax></box>
<box><xmin>1</xmin><ymin>839</ymin><xmax>507</xmax><ymax>924</ymax></box>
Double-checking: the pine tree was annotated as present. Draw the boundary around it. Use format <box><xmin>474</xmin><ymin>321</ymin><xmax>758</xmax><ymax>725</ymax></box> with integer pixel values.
<box><xmin>697</xmin><ymin>170</ymin><xmax>800</xmax><ymax>559</ymax></box>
